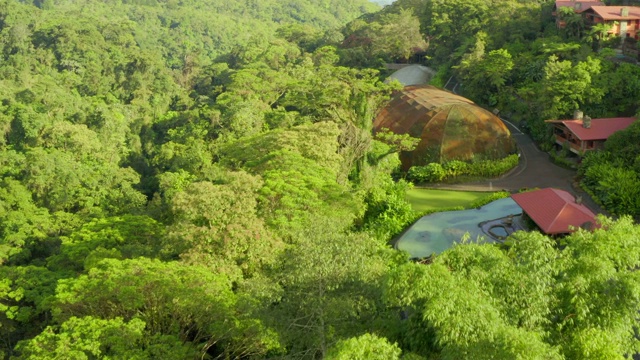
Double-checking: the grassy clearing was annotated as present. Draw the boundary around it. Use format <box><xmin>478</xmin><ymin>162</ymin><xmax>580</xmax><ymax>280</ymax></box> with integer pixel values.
<box><xmin>406</xmin><ymin>188</ymin><xmax>491</xmax><ymax>212</ymax></box>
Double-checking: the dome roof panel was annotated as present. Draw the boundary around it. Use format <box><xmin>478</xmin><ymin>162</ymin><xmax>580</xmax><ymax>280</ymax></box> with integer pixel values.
<box><xmin>373</xmin><ymin>86</ymin><xmax>515</xmax><ymax>168</ymax></box>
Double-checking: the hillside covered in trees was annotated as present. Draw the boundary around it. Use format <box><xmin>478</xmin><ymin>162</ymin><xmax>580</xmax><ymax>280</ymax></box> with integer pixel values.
<box><xmin>1</xmin><ymin>0</ymin><xmax>640</xmax><ymax>359</ymax></box>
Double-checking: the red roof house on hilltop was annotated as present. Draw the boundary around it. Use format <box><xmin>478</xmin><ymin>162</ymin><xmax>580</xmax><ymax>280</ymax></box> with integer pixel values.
<box><xmin>583</xmin><ymin>6</ymin><xmax>640</xmax><ymax>39</ymax></box>
<box><xmin>546</xmin><ymin>112</ymin><xmax>637</xmax><ymax>155</ymax></box>
<box><xmin>511</xmin><ymin>188</ymin><xmax>598</xmax><ymax>235</ymax></box>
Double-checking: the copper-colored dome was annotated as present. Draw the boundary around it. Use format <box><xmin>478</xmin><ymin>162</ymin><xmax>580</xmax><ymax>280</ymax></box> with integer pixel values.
<box><xmin>373</xmin><ymin>85</ymin><xmax>515</xmax><ymax>169</ymax></box>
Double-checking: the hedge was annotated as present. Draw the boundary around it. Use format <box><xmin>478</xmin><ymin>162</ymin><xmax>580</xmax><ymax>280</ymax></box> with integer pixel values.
<box><xmin>407</xmin><ymin>154</ymin><xmax>519</xmax><ymax>183</ymax></box>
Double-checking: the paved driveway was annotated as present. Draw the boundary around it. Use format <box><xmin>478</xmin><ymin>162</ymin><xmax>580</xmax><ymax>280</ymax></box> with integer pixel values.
<box><xmin>490</xmin><ymin>120</ymin><xmax>575</xmax><ymax>192</ymax></box>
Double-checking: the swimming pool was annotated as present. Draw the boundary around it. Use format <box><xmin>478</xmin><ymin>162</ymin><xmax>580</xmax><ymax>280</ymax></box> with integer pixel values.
<box><xmin>395</xmin><ymin>197</ymin><xmax>523</xmax><ymax>259</ymax></box>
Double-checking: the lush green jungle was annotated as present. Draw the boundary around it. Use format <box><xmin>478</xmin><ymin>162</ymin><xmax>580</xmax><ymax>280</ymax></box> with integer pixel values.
<box><xmin>1</xmin><ymin>0</ymin><xmax>640</xmax><ymax>358</ymax></box>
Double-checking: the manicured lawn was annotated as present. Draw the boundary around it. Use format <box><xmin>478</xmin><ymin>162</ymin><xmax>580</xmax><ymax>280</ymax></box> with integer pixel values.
<box><xmin>406</xmin><ymin>188</ymin><xmax>491</xmax><ymax>212</ymax></box>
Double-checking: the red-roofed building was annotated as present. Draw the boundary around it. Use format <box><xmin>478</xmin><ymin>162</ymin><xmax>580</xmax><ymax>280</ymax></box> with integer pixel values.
<box><xmin>553</xmin><ymin>1</ymin><xmax>605</xmax><ymax>28</ymax></box>
<box><xmin>546</xmin><ymin>113</ymin><xmax>637</xmax><ymax>155</ymax></box>
<box><xmin>583</xmin><ymin>6</ymin><xmax>640</xmax><ymax>39</ymax></box>
<box><xmin>511</xmin><ymin>188</ymin><xmax>598</xmax><ymax>235</ymax></box>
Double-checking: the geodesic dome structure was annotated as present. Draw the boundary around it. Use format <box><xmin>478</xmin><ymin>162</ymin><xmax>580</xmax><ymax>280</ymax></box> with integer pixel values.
<box><xmin>373</xmin><ymin>85</ymin><xmax>515</xmax><ymax>169</ymax></box>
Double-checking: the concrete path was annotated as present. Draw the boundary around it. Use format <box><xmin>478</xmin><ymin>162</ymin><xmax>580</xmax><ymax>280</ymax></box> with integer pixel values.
<box><xmin>422</xmin><ymin>119</ymin><xmax>607</xmax><ymax>215</ymax></box>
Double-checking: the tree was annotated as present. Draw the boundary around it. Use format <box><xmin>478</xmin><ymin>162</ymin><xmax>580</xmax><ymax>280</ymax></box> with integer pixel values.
<box><xmin>373</xmin><ymin>128</ymin><xmax>420</xmax><ymax>159</ymax></box>
<box><xmin>591</xmin><ymin>63</ymin><xmax>640</xmax><ymax>117</ymax></box>
<box><xmin>421</xmin><ymin>0</ymin><xmax>492</xmax><ymax>62</ymax></box>
<box><xmin>13</xmin><ymin>316</ymin><xmax>195</xmax><ymax>359</ymax></box>
<box><xmin>46</xmin><ymin>215</ymin><xmax>170</xmax><ymax>273</ymax></box>
<box><xmin>579</xmin><ymin>129</ymin><xmax>640</xmax><ymax>218</ymax></box>
<box><xmin>51</xmin><ymin>258</ymin><xmax>280</xmax><ymax>358</ymax></box>
<box><xmin>340</xmin><ymin>8</ymin><xmax>427</xmax><ymax>63</ymax></box>
<box><xmin>220</xmin><ymin>122</ymin><xmax>360</xmax><ymax>234</ymax></box>
<box><xmin>558</xmin><ymin>7</ymin><xmax>585</xmax><ymax>39</ymax></box>
<box><xmin>480</xmin><ymin>49</ymin><xmax>514</xmax><ymax>90</ymax></box>
<box><xmin>267</xmin><ymin>217</ymin><xmax>397</xmax><ymax>358</ymax></box>
<box><xmin>0</xmin><ymin>265</ymin><xmax>63</xmax><ymax>358</ymax></box>
<box><xmin>551</xmin><ymin>217</ymin><xmax>640</xmax><ymax>357</ymax></box>
<box><xmin>168</xmin><ymin>171</ymin><xmax>282</xmax><ymax>280</ymax></box>
<box><xmin>454</xmin><ymin>32</ymin><xmax>513</xmax><ymax>105</ymax></box>
<box><xmin>275</xmin><ymin>23</ymin><xmax>324</xmax><ymax>53</ymax></box>
<box><xmin>0</xmin><ymin>0</ymin><xmax>391</xmax><ymax>357</ymax></box>
<box><xmin>584</xmin><ymin>23</ymin><xmax>614</xmax><ymax>49</ymax></box>
<box><xmin>0</xmin><ymin>179</ymin><xmax>52</xmax><ymax>265</ymax></box>
<box><xmin>539</xmin><ymin>55</ymin><xmax>603</xmax><ymax>120</ymax></box>
<box><xmin>604</xmin><ymin>120</ymin><xmax>640</xmax><ymax>168</ymax></box>
<box><xmin>385</xmin><ymin>217</ymin><xmax>640</xmax><ymax>359</ymax></box>
<box><xmin>581</xmin><ymin>163</ymin><xmax>640</xmax><ymax>216</ymax></box>
<box><xmin>358</xmin><ymin>175</ymin><xmax>416</xmax><ymax>241</ymax></box>
<box><xmin>21</xmin><ymin>147</ymin><xmax>147</xmax><ymax>216</ymax></box>
<box><xmin>326</xmin><ymin>333</ymin><xmax>402</xmax><ymax>360</ymax></box>
<box><xmin>374</xmin><ymin>9</ymin><xmax>428</xmax><ymax>61</ymax></box>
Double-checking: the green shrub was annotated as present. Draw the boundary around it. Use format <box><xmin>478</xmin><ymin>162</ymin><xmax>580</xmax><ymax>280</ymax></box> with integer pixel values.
<box><xmin>581</xmin><ymin>163</ymin><xmax>640</xmax><ymax>216</ymax></box>
<box><xmin>408</xmin><ymin>155</ymin><xmax>518</xmax><ymax>183</ymax></box>
<box><xmin>578</xmin><ymin>150</ymin><xmax>614</xmax><ymax>177</ymax></box>
<box><xmin>468</xmin><ymin>154</ymin><xmax>519</xmax><ymax>178</ymax></box>
<box><xmin>443</xmin><ymin>160</ymin><xmax>469</xmax><ymax>177</ymax></box>
<box><xmin>548</xmin><ymin>151</ymin><xmax>577</xmax><ymax>170</ymax></box>
<box><xmin>429</xmin><ymin>65</ymin><xmax>450</xmax><ymax>88</ymax></box>
<box><xmin>361</xmin><ymin>180</ymin><xmax>417</xmax><ymax>241</ymax></box>
<box><xmin>605</xmin><ymin>120</ymin><xmax>640</xmax><ymax>166</ymax></box>
<box><xmin>407</xmin><ymin>163</ymin><xmax>446</xmax><ymax>183</ymax></box>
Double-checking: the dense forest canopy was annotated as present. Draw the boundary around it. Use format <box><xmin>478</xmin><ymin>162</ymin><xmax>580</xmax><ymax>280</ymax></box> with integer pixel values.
<box><xmin>1</xmin><ymin>0</ymin><xmax>640</xmax><ymax>359</ymax></box>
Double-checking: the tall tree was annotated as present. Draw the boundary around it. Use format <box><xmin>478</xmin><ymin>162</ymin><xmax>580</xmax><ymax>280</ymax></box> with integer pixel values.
<box><xmin>168</xmin><ymin>171</ymin><xmax>282</xmax><ymax>280</ymax></box>
<box><xmin>558</xmin><ymin>6</ymin><xmax>585</xmax><ymax>39</ymax></box>
<box><xmin>267</xmin><ymin>216</ymin><xmax>397</xmax><ymax>358</ymax></box>
<box><xmin>0</xmin><ymin>179</ymin><xmax>52</xmax><ymax>265</ymax></box>
<box><xmin>13</xmin><ymin>316</ymin><xmax>195</xmax><ymax>360</ymax></box>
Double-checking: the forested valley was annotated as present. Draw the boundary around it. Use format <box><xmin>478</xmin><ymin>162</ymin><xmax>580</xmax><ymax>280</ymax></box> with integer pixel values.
<box><xmin>1</xmin><ymin>0</ymin><xmax>640</xmax><ymax>358</ymax></box>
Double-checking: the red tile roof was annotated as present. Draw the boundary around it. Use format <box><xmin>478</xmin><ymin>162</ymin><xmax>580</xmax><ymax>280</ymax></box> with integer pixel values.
<box><xmin>588</xmin><ymin>6</ymin><xmax>640</xmax><ymax>20</ymax></box>
<box><xmin>548</xmin><ymin>117</ymin><xmax>636</xmax><ymax>141</ymax></box>
<box><xmin>555</xmin><ymin>1</ymin><xmax>605</xmax><ymax>13</ymax></box>
<box><xmin>511</xmin><ymin>188</ymin><xmax>598</xmax><ymax>235</ymax></box>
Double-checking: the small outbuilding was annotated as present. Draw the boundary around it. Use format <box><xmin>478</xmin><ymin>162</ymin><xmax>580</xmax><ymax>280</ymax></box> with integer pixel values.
<box><xmin>510</xmin><ymin>188</ymin><xmax>598</xmax><ymax>235</ymax></box>
<box><xmin>373</xmin><ymin>85</ymin><xmax>515</xmax><ymax>169</ymax></box>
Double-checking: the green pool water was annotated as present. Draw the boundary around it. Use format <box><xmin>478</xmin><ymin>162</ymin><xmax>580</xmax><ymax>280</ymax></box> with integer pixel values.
<box><xmin>395</xmin><ymin>197</ymin><xmax>523</xmax><ymax>259</ymax></box>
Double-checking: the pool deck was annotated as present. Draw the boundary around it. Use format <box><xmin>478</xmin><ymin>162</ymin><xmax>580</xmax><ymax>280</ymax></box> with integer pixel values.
<box><xmin>396</xmin><ymin>198</ymin><xmax>523</xmax><ymax>258</ymax></box>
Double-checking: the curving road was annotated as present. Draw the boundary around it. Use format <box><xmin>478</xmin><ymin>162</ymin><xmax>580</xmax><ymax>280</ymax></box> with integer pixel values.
<box><xmin>491</xmin><ymin>120</ymin><xmax>576</xmax><ymax>192</ymax></box>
